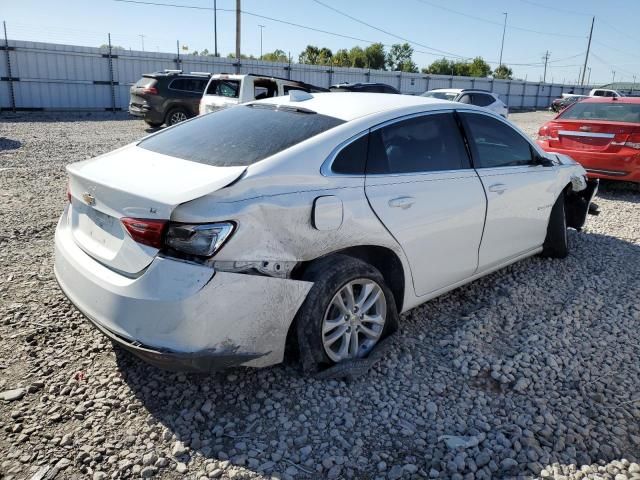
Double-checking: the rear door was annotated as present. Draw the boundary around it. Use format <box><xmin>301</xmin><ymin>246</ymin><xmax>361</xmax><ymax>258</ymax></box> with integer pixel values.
<box><xmin>168</xmin><ymin>77</ymin><xmax>207</xmax><ymax>116</ymax></box>
<box><xmin>459</xmin><ymin>111</ymin><xmax>557</xmax><ymax>270</ymax></box>
<box><xmin>364</xmin><ymin>111</ymin><xmax>486</xmax><ymax>296</ymax></box>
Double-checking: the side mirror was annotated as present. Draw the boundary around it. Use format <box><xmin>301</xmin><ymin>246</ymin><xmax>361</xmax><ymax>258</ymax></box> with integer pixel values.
<box><xmin>535</xmin><ymin>155</ymin><xmax>555</xmax><ymax>167</ymax></box>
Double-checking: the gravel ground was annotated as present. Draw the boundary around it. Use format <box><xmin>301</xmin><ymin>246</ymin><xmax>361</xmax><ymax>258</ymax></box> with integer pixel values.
<box><xmin>0</xmin><ymin>110</ymin><xmax>639</xmax><ymax>480</ymax></box>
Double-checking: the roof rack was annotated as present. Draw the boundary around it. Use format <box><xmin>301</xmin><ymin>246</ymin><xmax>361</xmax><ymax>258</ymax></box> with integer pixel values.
<box><xmin>189</xmin><ymin>71</ymin><xmax>212</xmax><ymax>76</ymax></box>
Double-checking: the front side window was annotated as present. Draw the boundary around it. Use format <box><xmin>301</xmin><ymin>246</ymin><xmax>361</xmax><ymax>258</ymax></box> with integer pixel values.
<box><xmin>421</xmin><ymin>91</ymin><xmax>457</xmax><ymax>101</ymax></box>
<box><xmin>138</xmin><ymin>105</ymin><xmax>344</xmax><ymax>166</ymax></box>
<box><xmin>367</xmin><ymin>112</ymin><xmax>470</xmax><ymax>174</ymax></box>
<box><xmin>206</xmin><ymin>79</ymin><xmax>240</xmax><ymax>98</ymax></box>
<box><xmin>461</xmin><ymin>113</ymin><xmax>533</xmax><ymax>168</ymax></box>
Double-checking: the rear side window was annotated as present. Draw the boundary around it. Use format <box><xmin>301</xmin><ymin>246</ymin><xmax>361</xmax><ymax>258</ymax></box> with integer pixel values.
<box><xmin>559</xmin><ymin>102</ymin><xmax>640</xmax><ymax>122</ymax></box>
<box><xmin>332</xmin><ymin>134</ymin><xmax>368</xmax><ymax>174</ymax></box>
<box><xmin>206</xmin><ymin>79</ymin><xmax>240</xmax><ymax>98</ymax></box>
<box><xmin>472</xmin><ymin>94</ymin><xmax>495</xmax><ymax>107</ymax></box>
<box><xmin>169</xmin><ymin>78</ymin><xmax>207</xmax><ymax>93</ymax></box>
<box><xmin>367</xmin><ymin>112</ymin><xmax>470</xmax><ymax>174</ymax></box>
<box><xmin>138</xmin><ymin>105</ymin><xmax>344</xmax><ymax>166</ymax></box>
<box><xmin>461</xmin><ymin>113</ymin><xmax>533</xmax><ymax>168</ymax></box>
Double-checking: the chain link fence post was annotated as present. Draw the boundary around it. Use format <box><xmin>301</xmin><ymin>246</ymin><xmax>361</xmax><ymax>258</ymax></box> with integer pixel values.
<box><xmin>3</xmin><ymin>21</ymin><xmax>16</xmax><ymax>112</ymax></box>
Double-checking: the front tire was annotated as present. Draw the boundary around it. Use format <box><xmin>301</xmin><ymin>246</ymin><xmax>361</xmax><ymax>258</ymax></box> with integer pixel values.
<box><xmin>542</xmin><ymin>194</ymin><xmax>569</xmax><ymax>258</ymax></box>
<box><xmin>294</xmin><ymin>254</ymin><xmax>398</xmax><ymax>373</ymax></box>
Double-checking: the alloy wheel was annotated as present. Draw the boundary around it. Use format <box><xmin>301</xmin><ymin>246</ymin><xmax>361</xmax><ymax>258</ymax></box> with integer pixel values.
<box><xmin>321</xmin><ymin>278</ymin><xmax>387</xmax><ymax>362</ymax></box>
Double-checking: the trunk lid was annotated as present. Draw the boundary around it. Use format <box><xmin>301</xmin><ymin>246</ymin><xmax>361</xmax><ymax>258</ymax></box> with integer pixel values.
<box><xmin>546</xmin><ymin>119</ymin><xmax>639</xmax><ymax>153</ymax></box>
<box><xmin>67</xmin><ymin>144</ymin><xmax>245</xmax><ymax>275</ymax></box>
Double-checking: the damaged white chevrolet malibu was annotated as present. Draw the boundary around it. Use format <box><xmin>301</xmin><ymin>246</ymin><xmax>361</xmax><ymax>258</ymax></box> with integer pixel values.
<box><xmin>54</xmin><ymin>91</ymin><xmax>598</xmax><ymax>373</ymax></box>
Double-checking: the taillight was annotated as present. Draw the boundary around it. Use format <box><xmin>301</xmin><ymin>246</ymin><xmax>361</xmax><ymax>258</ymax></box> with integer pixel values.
<box><xmin>538</xmin><ymin>124</ymin><xmax>557</xmax><ymax>141</ymax></box>
<box><xmin>142</xmin><ymin>86</ymin><xmax>158</xmax><ymax>95</ymax></box>
<box><xmin>121</xmin><ymin>218</ymin><xmax>168</xmax><ymax>249</ymax></box>
<box><xmin>165</xmin><ymin>222</ymin><xmax>235</xmax><ymax>257</ymax></box>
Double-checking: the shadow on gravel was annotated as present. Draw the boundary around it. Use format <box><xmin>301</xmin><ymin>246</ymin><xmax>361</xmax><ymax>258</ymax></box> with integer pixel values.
<box><xmin>597</xmin><ymin>180</ymin><xmax>640</xmax><ymax>202</ymax></box>
<box><xmin>110</xmin><ymin>228</ymin><xmax>640</xmax><ymax>479</ymax></box>
<box><xmin>0</xmin><ymin>138</ymin><xmax>21</xmax><ymax>151</ymax></box>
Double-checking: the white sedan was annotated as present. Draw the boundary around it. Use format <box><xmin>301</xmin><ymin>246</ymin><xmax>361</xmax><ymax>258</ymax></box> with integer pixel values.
<box><xmin>421</xmin><ymin>88</ymin><xmax>509</xmax><ymax>118</ymax></box>
<box><xmin>54</xmin><ymin>92</ymin><xmax>597</xmax><ymax>373</ymax></box>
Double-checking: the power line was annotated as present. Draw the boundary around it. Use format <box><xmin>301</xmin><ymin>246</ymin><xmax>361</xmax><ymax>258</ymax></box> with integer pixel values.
<box><xmin>414</xmin><ymin>0</ymin><xmax>585</xmax><ymax>39</ymax></box>
<box><xmin>310</xmin><ymin>0</ymin><xmax>465</xmax><ymax>59</ymax></box>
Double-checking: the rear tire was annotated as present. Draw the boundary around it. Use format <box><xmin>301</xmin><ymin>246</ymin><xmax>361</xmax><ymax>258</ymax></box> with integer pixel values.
<box><xmin>294</xmin><ymin>254</ymin><xmax>398</xmax><ymax>373</ymax></box>
<box><xmin>165</xmin><ymin>107</ymin><xmax>189</xmax><ymax>126</ymax></box>
<box><xmin>542</xmin><ymin>194</ymin><xmax>569</xmax><ymax>258</ymax></box>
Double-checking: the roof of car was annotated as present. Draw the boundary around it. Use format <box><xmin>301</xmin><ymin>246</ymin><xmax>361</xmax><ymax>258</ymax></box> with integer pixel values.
<box><xmin>429</xmin><ymin>88</ymin><xmax>495</xmax><ymax>94</ymax></box>
<box><xmin>254</xmin><ymin>92</ymin><xmax>459</xmax><ymax>121</ymax></box>
<box><xmin>581</xmin><ymin>96</ymin><xmax>640</xmax><ymax>104</ymax></box>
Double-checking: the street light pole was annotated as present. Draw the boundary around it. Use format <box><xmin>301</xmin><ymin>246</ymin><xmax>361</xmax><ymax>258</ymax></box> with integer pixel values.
<box><xmin>138</xmin><ymin>34</ymin><xmax>145</xmax><ymax>52</ymax></box>
<box><xmin>587</xmin><ymin>67</ymin><xmax>592</xmax><ymax>85</ymax></box>
<box><xmin>214</xmin><ymin>0</ymin><xmax>218</xmax><ymax>56</ymax></box>
<box><xmin>258</xmin><ymin>24</ymin><xmax>265</xmax><ymax>59</ymax></box>
<box><xmin>498</xmin><ymin>12</ymin><xmax>507</xmax><ymax>67</ymax></box>
<box><xmin>612</xmin><ymin>70</ymin><xmax>616</xmax><ymax>84</ymax></box>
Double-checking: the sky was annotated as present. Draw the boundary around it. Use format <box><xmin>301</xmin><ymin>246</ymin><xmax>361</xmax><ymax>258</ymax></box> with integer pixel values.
<box><xmin>3</xmin><ymin>0</ymin><xmax>640</xmax><ymax>86</ymax></box>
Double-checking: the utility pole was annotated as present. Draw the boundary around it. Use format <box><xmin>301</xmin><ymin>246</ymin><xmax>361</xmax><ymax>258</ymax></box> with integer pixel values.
<box><xmin>580</xmin><ymin>16</ymin><xmax>594</xmax><ymax>86</ymax></box>
<box><xmin>542</xmin><ymin>50</ymin><xmax>550</xmax><ymax>83</ymax></box>
<box><xmin>214</xmin><ymin>0</ymin><xmax>218</xmax><ymax>56</ymax></box>
<box><xmin>633</xmin><ymin>75</ymin><xmax>637</xmax><ymax>95</ymax></box>
<box><xmin>612</xmin><ymin>70</ymin><xmax>616</xmax><ymax>83</ymax></box>
<box><xmin>587</xmin><ymin>67</ymin><xmax>592</xmax><ymax>85</ymax></box>
<box><xmin>498</xmin><ymin>12</ymin><xmax>507</xmax><ymax>67</ymax></box>
<box><xmin>258</xmin><ymin>24</ymin><xmax>265</xmax><ymax>59</ymax></box>
<box><xmin>235</xmin><ymin>0</ymin><xmax>241</xmax><ymax>59</ymax></box>
<box><xmin>138</xmin><ymin>34</ymin><xmax>145</xmax><ymax>51</ymax></box>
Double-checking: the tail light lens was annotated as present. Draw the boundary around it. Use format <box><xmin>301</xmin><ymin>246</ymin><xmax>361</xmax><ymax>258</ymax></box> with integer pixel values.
<box><xmin>538</xmin><ymin>125</ymin><xmax>558</xmax><ymax>142</ymax></box>
<box><xmin>165</xmin><ymin>222</ymin><xmax>235</xmax><ymax>257</ymax></box>
<box><xmin>121</xmin><ymin>218</ymin><xmax>168</xmax><ymax>249</ymax></box>
<box><xmin>121</xmin><ymin>218</ymin><xmax>235</xmax><ymax>257</ymax></box>
<box><xmin>142</xmin><ymin>86</ymin><xmax>158</xmax><ymax>95</ymax></box>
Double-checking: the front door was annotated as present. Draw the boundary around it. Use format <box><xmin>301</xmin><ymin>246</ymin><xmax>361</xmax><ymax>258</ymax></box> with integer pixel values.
<box><xmin>364</xmin><ymin>111</ymin><xmax>487</xmax><ymax>297</ymax></box>
<box><xmin>459</xmin><ymin>111</ymin><xmax>558</xmax><ymax>270</ymax></box>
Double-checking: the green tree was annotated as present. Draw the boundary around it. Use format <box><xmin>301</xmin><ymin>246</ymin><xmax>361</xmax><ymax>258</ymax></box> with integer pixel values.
<box><xmin>423</xmin><ymin>58</ymin><xmax>455</xmax><ymax>75</ymax></box>
<box><xmin>493</xmin><ymin>64</ymin><xmax>513</xmax><ymax>79</ymax></box>
<box><xmin>317</xmin><ymin>47</ymin><xmax>333</xmax><ymax>65</ymax></box>
<box><xmin>365</xmin><ymin>43</ymin><xmax>386</xmax><ymax>70</ymax></box>
<box><xmin>332</xmin><ymin>49</ymin><xmax>351</xmax><ymax>67</ymax></box>
<box><xmin>299</xmin><ymin>45</ymin><xmax>320</xmax><ymax>64</ymax></box>
<box><xmin>226</xmin><ymin>52</ymin><xmax>256</xmax><ymax>59</ymax></box>
<box><xmin>468</xmin><ymin>57</ymin><xmax>492</xmax><ymax>77</ymax></box>
<box><xmin>386</xmin><ymin>43</ymin><xmax>418</xmax><ymax>72</ymax></box>
<box><xmin>261</xmin><ymin>49</ymin><xmax>288</xmax><ymax>62</ymax></box>
<box><xmin>348</xmin><ymin>46</ymin><xmax>367</xmax><ymax>68</ymax></box>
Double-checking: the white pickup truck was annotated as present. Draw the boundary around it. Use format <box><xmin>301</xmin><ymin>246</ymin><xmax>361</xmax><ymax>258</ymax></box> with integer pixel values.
<box><xmin>199</xmin><ymin>74</ymin><xmax>327</xmax><ymax>115</ymax></box>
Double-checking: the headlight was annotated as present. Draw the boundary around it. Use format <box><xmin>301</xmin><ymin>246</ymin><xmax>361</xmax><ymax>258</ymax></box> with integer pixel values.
<box><xmin>165</xmin><ymin>222</ymin><xmax>235</xmax><ymax>257</ymax></box>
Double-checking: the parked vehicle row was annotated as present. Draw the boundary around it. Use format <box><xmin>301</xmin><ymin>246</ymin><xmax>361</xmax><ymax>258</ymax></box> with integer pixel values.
<box><xmin>129</xmin><ymin>70</ymin><xmax>512</xmax><ymax>127</ymax></box>
<box><xmin>59</xmin><ymin>91</ymin><xmax>597</xmax><ymax>374</ymax></box>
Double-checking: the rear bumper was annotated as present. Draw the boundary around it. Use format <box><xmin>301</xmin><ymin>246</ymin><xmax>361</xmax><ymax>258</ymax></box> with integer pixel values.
<box><xmin>537</xmin><ymin>142</ymin><xmax>640</xmax><ymax>182</ymax></box>
<box><xmin>128</xmin><ymin>103</ymin><xmax>163</xmax><ymax>123</ymax></box>
<box><xmin>54</xmin><ymin>208</ymin><xmax>312</xmax><ymax>372</ymax></box>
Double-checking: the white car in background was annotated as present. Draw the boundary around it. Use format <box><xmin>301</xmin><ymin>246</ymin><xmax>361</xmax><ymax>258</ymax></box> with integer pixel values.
<box><xmin>199</xmin><ymin>73</ymin><xmax>325</xmax><ymax>114</ymax></box>
<box><xmin>55</xmin><ymin>92</ymin><xmax>597</xmax><ymax>374</ymax></box>
<box><xmin>422</xmin><ymin>88</ymin><xmax>509</xmax><ymax>118</ymax></box>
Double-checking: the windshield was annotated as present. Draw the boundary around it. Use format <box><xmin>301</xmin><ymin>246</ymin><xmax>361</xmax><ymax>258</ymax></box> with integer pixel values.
<box><xmin>421</xmin><ymin>91</ymin><xmax>458</xmax><ymax>101</ymax></box>
<box><xmin>559</xmin><ymin>102</ymin><xmax>640</xmax><ymax>123</ymax></box>
<box><xmin>138</xmin><ymin>105</ymin><xmax>345</xmax><ymax>166</ymax></box>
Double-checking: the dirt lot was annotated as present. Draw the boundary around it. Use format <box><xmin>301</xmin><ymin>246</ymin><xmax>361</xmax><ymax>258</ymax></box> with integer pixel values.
<box><xmin>0</xmin><ymin>110</ymin><xmax>639</xmax><ymax>480</ymax></box>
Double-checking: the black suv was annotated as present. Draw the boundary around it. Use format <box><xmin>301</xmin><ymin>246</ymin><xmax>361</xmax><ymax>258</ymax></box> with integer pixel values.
<box><xmin>329</xmin><ymin>82</ymin><xmax>400</xmax><ymax>94</ymax></box>
<box><xmin>129</xmin><ymin>70</ymin><xmax>210</xmax><ymax>127</ymax></box>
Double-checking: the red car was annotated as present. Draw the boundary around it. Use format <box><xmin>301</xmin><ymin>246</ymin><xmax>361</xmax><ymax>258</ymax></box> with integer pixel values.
<box><xmin>537</xmin><ymin>97</ymin><xmax>640</xmax><ymax>182</ymax></box>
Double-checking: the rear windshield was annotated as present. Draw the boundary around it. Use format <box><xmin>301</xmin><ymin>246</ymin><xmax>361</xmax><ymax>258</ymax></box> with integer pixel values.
<box><xmin>206</xmin><ymin>79</ymin><xmax>241</xmax><ymax>98</ymax></box>
<box><xmin>138</xmin><ymin>105</ymin><xmax>345</xmax><ymax>166</ymax></box>
<box><xmin>559</xmin><ymin>102</ymin><xmax>640</xmax><ymax>123</ymax></box>
<box><xmin>421</xmin><ymin>91</ymin><xmax>458</xmax><ymax>101</ymax></box>
<box><xmin>135</xmin><ymin>77</ymin><xmax>157</xmax><ymax>88</ymax></box>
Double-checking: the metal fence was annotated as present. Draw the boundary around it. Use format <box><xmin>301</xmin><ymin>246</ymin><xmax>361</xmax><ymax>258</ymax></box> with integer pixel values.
<box><xmin>1</xmin><ymin>39</ymin><xmax>593</xmax><ymax>112</ymax></box>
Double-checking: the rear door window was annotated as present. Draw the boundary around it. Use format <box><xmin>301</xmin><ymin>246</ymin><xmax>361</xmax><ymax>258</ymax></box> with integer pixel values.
<box><xmin>169</xmin><ymin>78</ymin><xmax>207</xmax><ymax>93</ymax></box>
<box><xmin>461</xmin><ymin>112</ymin><xmax>533</xmax><ymax>168</ymax></box>
<box><xmin>138</xmin><ymin>105</ymin><xmax>344</xmax><ymax>166</ymax></box>
<box><xmin>367</xmin><ymin>112</ymin><xmax>470</xmax><ymax>174</ymax></box>
<box><xmin>206</xmin><ymin>79</ymin><xmax>240</xmax><ymax>98</ymax></box>
<box><xmin>472</xmin><ymin>93</ymin><xmax>495</xmax><ymax>107</ymax></box>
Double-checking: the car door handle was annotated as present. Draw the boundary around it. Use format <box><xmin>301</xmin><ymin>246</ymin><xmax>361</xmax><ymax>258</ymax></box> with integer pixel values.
<box><xmin>388</xmin><ymin>196</ymin><xmax>415</xmax><ymax>209</ymax></box>
<box><xmin>488</xmin><ymin>183</ymin><xmax>507</xmax><ymax>194</ymax></box>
